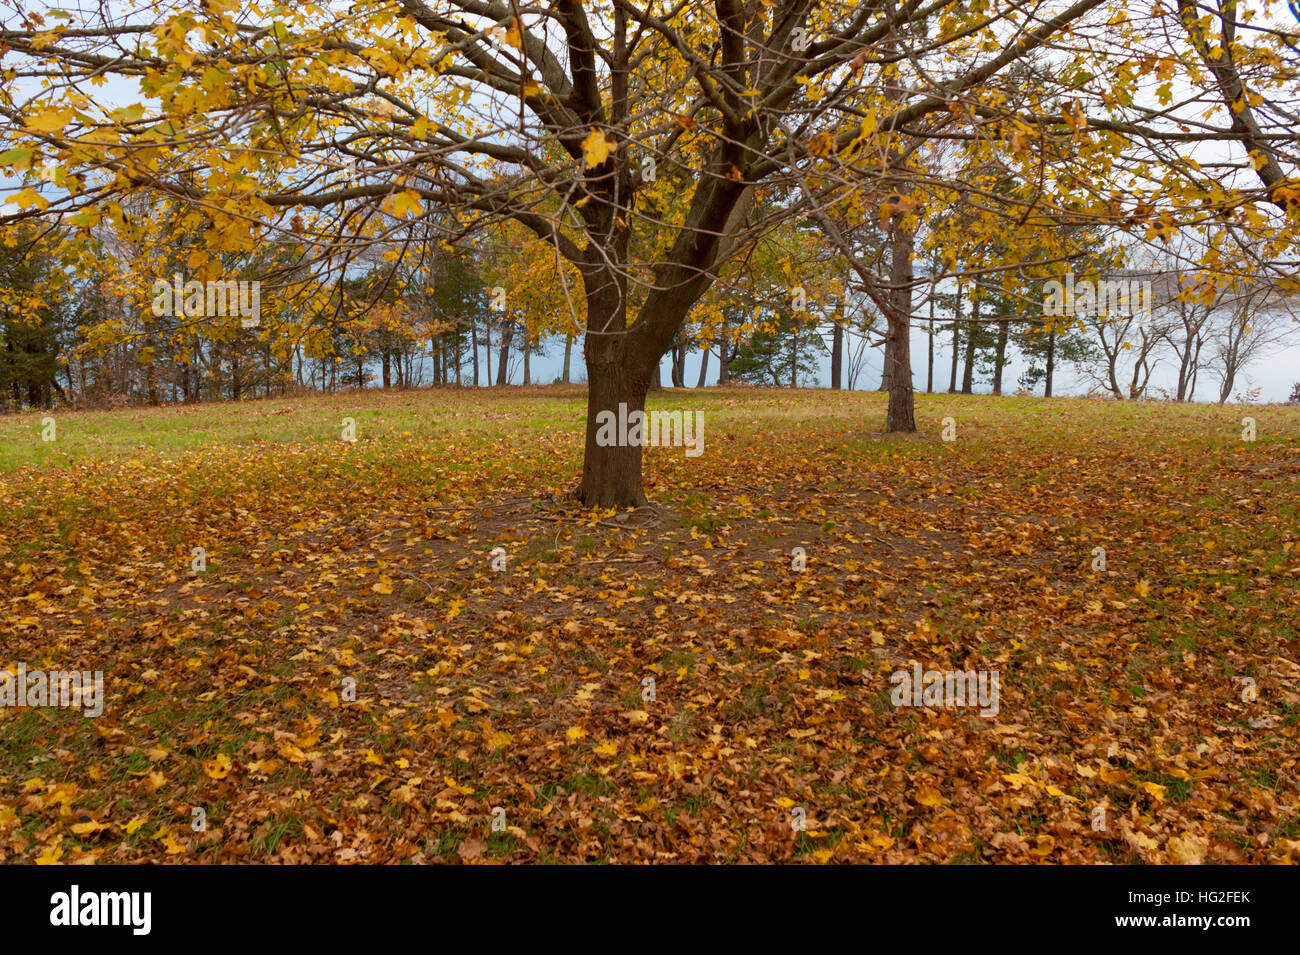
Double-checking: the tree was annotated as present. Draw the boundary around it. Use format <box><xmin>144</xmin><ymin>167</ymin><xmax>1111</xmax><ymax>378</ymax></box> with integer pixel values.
<box><xmin>728</xmin><ymin>310</ymin><xmax>825</xmax><ymax>387</ymax></box>
<box><xmin>0</xmin><ymin>229</ymin><xmax>66</xmax><ymax>410</ymax></box>
<box><xmin>3</xmin><ymin>0</ymin><xmax>1297</xmax><ymax>502</ymax></box>
<box><xmin>1211</xmin><ymin>284</ymin><xmax>1298</xmax><ymax>403</ymax></box>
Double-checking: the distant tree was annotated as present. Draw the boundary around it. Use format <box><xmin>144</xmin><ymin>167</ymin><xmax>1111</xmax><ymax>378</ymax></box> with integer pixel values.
<box><xmin>0</xmin><ymin>230</ymin><xmax>66</xmax><ymax>410</ymax></box>
<box><xmin>729</xmin><ymin>311</ymin><xmax>826</xmax><ymax>388</ymax></box>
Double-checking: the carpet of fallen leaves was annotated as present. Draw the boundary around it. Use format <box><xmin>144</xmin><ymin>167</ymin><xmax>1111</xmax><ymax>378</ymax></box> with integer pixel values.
<box><xmin>1</xmin><ymin>387</ymin><xmax>1298</xmax><ymax>864</ymax></box>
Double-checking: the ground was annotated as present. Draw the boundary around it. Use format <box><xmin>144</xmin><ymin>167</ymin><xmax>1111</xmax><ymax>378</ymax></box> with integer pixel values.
<box><xmin>1</xmin><ymin>387</ymin><xmax>1297</xmax><ymax>863</ymax></box>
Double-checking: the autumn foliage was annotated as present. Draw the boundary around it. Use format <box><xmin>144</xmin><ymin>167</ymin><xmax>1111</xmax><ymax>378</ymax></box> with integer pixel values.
<box><xmin>1</xmin><ymin>389</ymin><xmax>1297</xmax><ymax>863</ymax></box>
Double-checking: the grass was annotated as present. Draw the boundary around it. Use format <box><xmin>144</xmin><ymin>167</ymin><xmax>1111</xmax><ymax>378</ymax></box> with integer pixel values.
<box><xmin>1</xmin><ymin>385</ymin><xmax>1298</xmax><ymax>863</ymax></box>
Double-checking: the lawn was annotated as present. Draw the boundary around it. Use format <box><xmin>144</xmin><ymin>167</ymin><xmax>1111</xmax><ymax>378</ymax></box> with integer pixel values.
<box><xmin>1</xmin><ymin>387</ymin><xmax>1297</xmax><ymax>863</ymax></box>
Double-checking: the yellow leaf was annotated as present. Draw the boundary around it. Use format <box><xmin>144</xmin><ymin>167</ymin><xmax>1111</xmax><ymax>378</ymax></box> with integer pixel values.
<box><xmin>1140</xmin><ymin>781</ymin><xmax>1167</xmax><ymax>801</ymax></box>
<box><xmin>566</xmin><ymin>725</ymin><xmax>587</xmax><ymax>740</ymax></box>
<box><xmin>381</xmin><ymin>190</ymin><xmax>422</xmax><ymax>218</ymax></box>
<box><xmin>202</xmin><ymin>753</ymin><xmax>232</xmax><ymax>779</ymax></box>
<box><xmin>503</xmin><ymin>17</ymin><xmax>524</xmax><ymax>49</ymax></box>
<box><xmin>372</xmin><ymin>577</ymin><xmax>394</xmax><ymax>595</ymax></box>
<box><xmin>592</xmin><ymin>741</ymin><xmax>618</xmax><ymax>757</ymax></box>
<box><xmin>1001</xmin><ymin>772</ymin><xmax>1036</xmax><ymax>790</ymax></box>
<box><xmin>915</xmin><ymin>785</ymin><xmax>944</xmax><ymax>808</ymax></box>
<box><xmin>160</xmin><ymin>831</ymin><xmax>186</xmax><ymax>855</ymax></box>
<box><xmin>12</xmin><ymin>188</ymin><xmax>49</xmax><ymax>211</ymax></box>
<box><xmin>581</xmin><ymin>128</ymin><xmax>616</xmax><ymax>169</ymax></box>
<box><xmin>35</xmin><ymin>843</ymin><xmax>64</xmax><ymax>865</ymax></box>
<box><xmin>25</xmin><ymin>107</ymin><xmax>75</xmax><ymax>134</ymax></box>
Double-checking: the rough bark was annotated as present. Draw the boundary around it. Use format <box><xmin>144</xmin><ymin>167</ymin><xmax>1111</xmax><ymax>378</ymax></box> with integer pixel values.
<box><xmin>885</xmin><ymin>218</ymin><xmax>916</xmax><ymax>432</ymax></box>
<box><xmin>831</xmin><ymin>321</ymin><xmax>843</xmax><ymax>390</ymax></box>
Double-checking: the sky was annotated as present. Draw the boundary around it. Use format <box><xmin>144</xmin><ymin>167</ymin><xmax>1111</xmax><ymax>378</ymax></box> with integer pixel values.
<box><xmin>494</xmin><ymin>317</ymin><xmax>1300</xmax><ymax>403</ymax></box>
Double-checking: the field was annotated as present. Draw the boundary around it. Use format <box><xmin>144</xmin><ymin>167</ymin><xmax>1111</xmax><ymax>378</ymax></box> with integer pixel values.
<box><xmin>1</xmin><ymin>387</ymin><xmax>1298</xmax><ymax>864</ymax></box>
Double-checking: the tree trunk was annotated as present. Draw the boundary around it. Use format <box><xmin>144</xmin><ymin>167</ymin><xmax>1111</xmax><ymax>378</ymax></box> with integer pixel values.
<box><xmin>696</xmin><ymin>343</ymin><xmax>710</xmax><ymax>387</ymax></box>
<box><xmin>831</xmin><ymin>321</ymin><xmax>843</xmax><ymax>389</ymax></box>
<box><xmin>992</xmin><ymin>318</ymin><xmax>1009</xmax><ymax>395</ymax></box>
<box><xmin>790</xmin><ymin>324</ymin><xmax>799</xmax><ymax>389</ymax></box>
<box><xmin>670</xmin><ymin>338</ymin><xmax>686</xmax><ymax>388</ymax></box>
<box><xmin>575</xmin><ymin>275</ymin><xmax>650</xmax><ymax>508</ymax></box>
<box><xmin>926</xmin><ymin>291</ymin><xmax>934</xmax><ymax>394</ymax></box>
<box><xmin>961</xmin><ymin>291</ymin><xmax>978</xmax><ymax>394</ymax></box>
<box><xmin>495</xmin><ymin>323</ymin><xmax>510</xmax><ymax>386</ymax></box>
<box><xmin>878</xmin><ymin>329</ymin><xmax>892</xmax><ymax>391</ymax></box>
<box><xmin>718</xmin><ymin>324</ymin><xmax>732</xmax><ymax>384</ymax></box>
<box><xmin>885</xmin><ymin>218</ymin><xmax>916</xmax><ymax>432</ymax></box>
<box><xmin>948</xmin><ymin>284</ymin><xmax>961</xmax><ymax>393</ymax></box>
<box><xmin>471</xmin><ymin>321</ymin><xmax>480</xmax><ymax>386</ymax></box>
<box><xmin>562</xmin><ymin>334</ymin><xmax>573</xmax><ymax>384</ymax></box>
<box><xmin>1044</xmin><ymin>325</ymin><xmax>1056</xmax><ymax>397</ymax></box>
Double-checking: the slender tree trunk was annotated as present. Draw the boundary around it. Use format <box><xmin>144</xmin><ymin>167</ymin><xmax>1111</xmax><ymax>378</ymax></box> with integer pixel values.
<box><xmin>1188</xmin><ymin>337</ymin><xmax>1202</xmax><ymax>399</ymax></box>
<box><xmin>961</xmin><ymin>291</ymin><xmax>978</xmax><ymax>394</ymax></box>
<box><xmin>562</xmin><ymin>334</ymin><xmax>573</xmax><ymax>384</ymax></box>
<box><xmin>948</xmin><ymin>284</ymin><xmax>961</xmax><ymax>393</ymax></box>
<box><xmin>926</xmin><ymin>291</ymin><xmax>934</xmax><ymax>394</ymax></box>
<box><xmin>696</xmin><ymin>344</ymin><xmax>710</xmax><ymax>387</ymax></box>
<box><xmin>992</xmin><ymin>318</ymin><xmax>1009</xmax><ymax>395</ymax></box>
<box><xmin>885</xmin><ymin>218</ymin><xmax>916</xmax><ymax>432</ymax></box>
<box><xmin>718</xmin><ymin>324</ymin><xmax>732</xmax><ymax>384</ymax></box>
<box><xmin>523</xmin><ymin>336</ymin><xmax>531</xmax><ymax>386</ymax></box>
<box><xmin>1044</xmin><ymin>325</ymin><xmax>1056</xmax><ymax>397</ymax></box>
<box><xmin>790</xmin><ymin>324</ymin><xmax>798</xmax><ymax>389</ymax></box>
<box><xmin>1107</xmin><ymin>345</ymin><xmax>1124</xmax><ymax>398</ymax></box>
<box><xmin>670</xmin><ymin>338</ymin><xmax>686</xmax><ymax>388</ymax></box>
<box><xmin>471</xmin><ymin>321</ymin><xmax>480</xmax><ymax>386</ymax></box>
<box><xmin>831</xmin><ymin>321</ymin><xmax>843</xmax><ymax>390</ymax></box>
<box><xmin>495</xmin><ymin>322</ymin><xmax>511</xmax><ymax>386</ymax></box>
<box><xmin>878</xmin><ymin>330</ymin><xmax>892</xmax><ymax>391</ymax></box>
